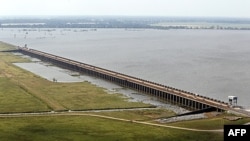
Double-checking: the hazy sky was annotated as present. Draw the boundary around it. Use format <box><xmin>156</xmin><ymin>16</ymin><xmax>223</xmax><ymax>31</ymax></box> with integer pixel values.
<box><xmin>1</xmin><ymin>0</ymin><xmax>250</xmax><ymax>18</ymax></box>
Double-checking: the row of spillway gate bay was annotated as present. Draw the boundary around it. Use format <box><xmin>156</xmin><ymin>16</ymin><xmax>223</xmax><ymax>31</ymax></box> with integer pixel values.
<box><xmin>18</xmin><ymin>47</ymin><xmax>229</xmax><ymax>112</ymax></box>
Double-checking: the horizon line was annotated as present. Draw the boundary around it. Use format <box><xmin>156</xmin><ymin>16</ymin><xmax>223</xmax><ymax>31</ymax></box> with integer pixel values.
<box><xmin>1</xmin><ymin>15</ymin><xmax>250</xmax><ymax>20</ymax></box>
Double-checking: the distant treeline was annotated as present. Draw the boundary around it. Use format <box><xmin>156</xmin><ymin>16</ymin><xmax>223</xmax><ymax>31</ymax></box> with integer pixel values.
<box><xmin>1</xmin><ymin>16</ymin><xmax>250</xmax><ymax>30</ymax></box>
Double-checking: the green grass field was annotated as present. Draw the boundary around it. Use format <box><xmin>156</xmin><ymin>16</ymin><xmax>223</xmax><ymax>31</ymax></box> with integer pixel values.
<box><xmin>0</xmin><ymin>116</ymin><xmax>223</xmax><ymax>141</ymax></box>
<box><xmin>1</xmin><ymin>41</ymin><xmax>250</xmax><ymax>141</ymax></box>
<box><xmin>0</xmin><ymin>77</ymin><xmax>49</xmax><ymax>113</ymax></box>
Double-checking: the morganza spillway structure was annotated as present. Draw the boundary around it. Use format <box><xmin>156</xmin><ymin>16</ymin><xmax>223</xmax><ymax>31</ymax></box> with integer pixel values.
<box><xmin>16</xmin><ymin>46</ymin><xmax>250</xmax><ymax>117</ymax></box>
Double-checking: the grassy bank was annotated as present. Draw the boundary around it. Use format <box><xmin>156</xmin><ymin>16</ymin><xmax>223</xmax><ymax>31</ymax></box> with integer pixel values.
<box><xmin>0</xmin><ymin>42</ymin><xmax>50</xmax><ymax>113</ymax></box>
<box><xmin>90</xmin><ymin>108</ymin><xmax>176</xmax><ymax>121</ymax></box>
<box><xmin>0</xmin><ymin>41</ymin><xmax>152</xmax><ymax>112</ymax></box>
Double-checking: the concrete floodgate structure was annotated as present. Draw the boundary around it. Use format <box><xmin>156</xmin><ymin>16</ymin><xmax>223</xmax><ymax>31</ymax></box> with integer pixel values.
<box><xmin>14</xmin><ymin>47</ymin><xmax>250</xmax><ymax>117</ymax></box>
